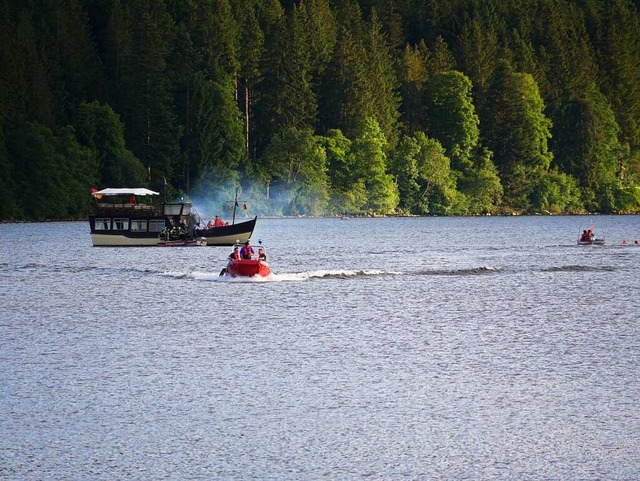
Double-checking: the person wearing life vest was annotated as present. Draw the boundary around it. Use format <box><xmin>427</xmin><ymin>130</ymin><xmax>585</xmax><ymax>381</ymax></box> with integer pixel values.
<box><xmin>240</xmin><ymin>240</ymin><xmax>254</xmax><ymax>259</ymax></box>
<box><xmin>580</xmin><ymin>230</ymin><xmax>589</xmax><ymax>242</ymax></box>
<box><xmin>257</xmin><ymin>247</ymin><xmax>267</xmax><ymax>262</ymax></box>
<box><xmin>228</xmin><ymin>246</ymin><xmax>241</xmax><ymax>264</ymax></box>
<box><xmin>214</xmin><ymin>215</ymin><xmax>224</xmax><ymax>227</ymax></box>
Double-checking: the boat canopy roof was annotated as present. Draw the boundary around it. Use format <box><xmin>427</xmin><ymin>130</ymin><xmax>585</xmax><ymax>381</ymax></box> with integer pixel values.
<box><xmin>93</xmin><ymin>188</ymin><xmax>159</xmax><ymax>196</ymax></box>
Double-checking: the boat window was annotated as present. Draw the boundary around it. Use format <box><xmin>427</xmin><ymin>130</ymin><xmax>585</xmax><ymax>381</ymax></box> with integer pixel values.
<box><xmin>95</xmin><ymin>218</ymin><xmax>111</xmax><ymax>230</ymax></box>
<box><xmin>131</xmin><ymin>220</ymin><xmax>147</xmax><ymax>232</ymax></box>
<box><xmin>164</xmin><ymin>204</ymin><xmax>183</xmax><ymax>216</ymax></box>
<box><xmin>149</xmin><ymin>220</ymin><xmax>165</xmax><ymax>232</ymax></box>
<box><xmin>113</xmin><ymin>218</ymin><xmax>129</xmax><ymax>230</ymax></box>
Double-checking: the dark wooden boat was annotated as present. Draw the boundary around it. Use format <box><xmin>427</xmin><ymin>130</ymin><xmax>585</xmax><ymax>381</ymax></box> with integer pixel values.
<box><xmin>194</xmin><ymin>217</ymin><xmax>257</xmax><ymax>246</ymax></box>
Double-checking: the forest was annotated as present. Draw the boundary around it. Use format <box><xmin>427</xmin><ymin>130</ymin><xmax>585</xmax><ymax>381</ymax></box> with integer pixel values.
<box><xmin>1</xmin><ymin>0</ymin><xmax>640</xmax><ymax>220</ymax></box>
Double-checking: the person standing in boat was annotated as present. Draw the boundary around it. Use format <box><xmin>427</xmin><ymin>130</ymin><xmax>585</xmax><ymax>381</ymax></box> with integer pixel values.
<box><xmin>240</xmin><ymin>240</ymin><xmax>254</xmax><ymax>259</ymax></box>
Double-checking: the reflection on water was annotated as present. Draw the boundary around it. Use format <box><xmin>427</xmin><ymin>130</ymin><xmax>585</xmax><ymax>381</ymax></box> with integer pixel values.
<box><xmin>1</xmin><ymin>216</ymin><xmax>639</xmax><ymax>480</ymax></box>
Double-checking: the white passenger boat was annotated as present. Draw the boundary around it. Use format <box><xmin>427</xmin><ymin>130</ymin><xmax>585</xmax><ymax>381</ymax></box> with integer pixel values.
<box><xmin>88</xmin><ymin>188</ymin><xmax>256</xmax><ymax>247</ymax></box>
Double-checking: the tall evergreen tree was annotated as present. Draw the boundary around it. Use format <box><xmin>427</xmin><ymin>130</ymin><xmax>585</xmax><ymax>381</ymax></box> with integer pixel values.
<box><xmin>115</xmin><ymin>0</ymin><xmax>181</xmax><ymax>191</ymax></box>
<box><xmin>350</xmin><ymin>117</ymin><xmax>398</xmax><ymax>213</ymax></box>
<box><xmin>425</xmin><ymin>70</ymin><xmax>480</xmax><ymax>173</ymax></box>
<box><xmin>399</xmin><ymin>41</ymin><xmax>429</xmax><ymax>133</ymax></box>
<box><xmin>481</xmin><ymin>60</ymin><xmax>554</xmax><ymax>210</ymax></box>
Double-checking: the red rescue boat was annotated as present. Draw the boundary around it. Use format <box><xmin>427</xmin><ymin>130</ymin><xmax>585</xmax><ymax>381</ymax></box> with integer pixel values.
<box><xmin>224</xmin><ymin>259</ymin><xmax>271</xmax><ymax>277</ymax></box>
<box><xmin>220</xmin><ymin>241</ymin><xmax>271</xmax><ymax>277</ymax></box>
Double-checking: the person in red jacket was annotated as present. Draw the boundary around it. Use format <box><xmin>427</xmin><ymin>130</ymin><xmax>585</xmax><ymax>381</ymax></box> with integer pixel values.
<box><xmin>240</xmin><ymin>240</ymin><xmax>254</xmax><ymax>259</ymax></box>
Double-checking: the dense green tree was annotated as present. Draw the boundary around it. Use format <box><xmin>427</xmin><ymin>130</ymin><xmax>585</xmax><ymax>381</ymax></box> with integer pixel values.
<box><xmin>2</xmin><ymin>0</ymin><xmax>640</xmax><ymax>219</ymax></box>
<box><xmin>5</xmin><ymin>120</ymin><xmax>96</xmax><ymax>220</ymax></box>
<box><xmin>321</xmin><ymin>129</ymin><xmax>367</xmax><ymax>213</ymax></box>
<box><xmin>593</xmin><ymin>0</ymin><xmax>640</xmax><ymax>154</ymax></box>
<box><xmin>428</xmin><ymin>35</ymin><xmax>456</xmax><ymax>75</ymax></box>
<box><xmin>390</xmin><ymin>134</ymin><xmax>421</xmax><ymax>212</ymax></box>
<box><xmin>481</xmin><ymin>60</ymin><xmax>554</xmax><ymax>210</ymax></box>
<box><xmin>234</xmin><ymin>0</ymin><xmax>265</xmax><ymax>159</ymax></box>
<box><xmin>72</xmin><ymin>101</ymin><xmax>146</xmax><ymax>188</ymax></box>
<box><xmin>191</xmin><ymin>73</ymin><xmax>246</xmax><ymax>181</ymax></box>
<box><xmin>262</xmin><ymin>127</ymin><xmax>329</xmax><ymax>215</ymax></box>
<box><xmin>455</xmin><ymin>16</ymin><xmax>498</xmax><ymax>104</ymax></box>
<box><xmin>554</xmin><ymin>85</ymin><xmax>621</xmax><ymax>194</ymax></box>
<box><xmin>399</xmin><ymin>41</ymin><xmax>430</xmax><ymax>133</ymax></box>
<box><xmin>458</xmin><ymin>148</ymin><xmax>503</xmax><ymax>215</ymax></box>
<box><xmin>363</xmin><ymin>10</ymin><xmax>401</xmax><ymax>148</ymax></box>
<box><xmin>350</xmin><ymin>118</ymin><xmax>399</xmax><ymax>213</ymax></box>
<box><xmin>109</xmin><ymin>0</ymin><xmax>181</xmax><ymax>191</ymax></box>
<box><xmin>412</xmin><ymin>132</ymin><xmax>464</xmax><ymax>214</ymax></box>
<box><xmin>425</xmin><ymin>70</ymin><xmax>480</xmax><ymax>173</ymax></box>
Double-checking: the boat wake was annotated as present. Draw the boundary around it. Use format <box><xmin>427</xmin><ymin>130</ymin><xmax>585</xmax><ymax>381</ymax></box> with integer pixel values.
<box><xmin>177</xmin><ymin>268</ymin><xmax>401</xmax><ymax>283</ymax></box>
<box><xmin>541</xmin><ymin>265</ymin><xmax>616</xmax><ymax>273</ymax></box>
<box><xmin>414</xmin><ymin>266</ymin><xmax>499</xmax><ymax>276</ymax></box>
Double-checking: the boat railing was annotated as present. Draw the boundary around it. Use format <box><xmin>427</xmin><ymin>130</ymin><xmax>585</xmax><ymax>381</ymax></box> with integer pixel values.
<box><xmin>97</xmin><ymin>202</ymin><xmax>155</xmax><ymax>209</ymax></box>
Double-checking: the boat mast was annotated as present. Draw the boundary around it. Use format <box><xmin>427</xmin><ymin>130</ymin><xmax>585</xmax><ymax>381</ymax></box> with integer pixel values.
<box><xmin>232</xmin><ymin>187</ymin><xmax>238</xmax><ymax>225</ymax></box>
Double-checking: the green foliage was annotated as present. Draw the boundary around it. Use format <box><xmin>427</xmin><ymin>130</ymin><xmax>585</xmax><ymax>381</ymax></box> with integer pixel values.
<box><xmin>412</xmin><ymin>132</ymin><xmax>463</xmax><ymax>215</ymax></box>
<box><xmin>390</xmin><ymin>134</ymin><xmax>420</xmax><ymax>212</ymax></box>
<box><xmin>482</xmin><ymin>60</ymin><xmax>554</xmax><ymax>207</ymax></box>
<box><xmin>2</xmin><ymin>0</ymin><xmax>640</xmax><ymax>219</ymax></box>
<box><xmin>529</xmin><ymin>168</ymin><xmax>582</xmax><ymax>214</ymax></box>
<box><xmin>351</xmin><ymin>118</ymin><xmax>399</xmax><ymax>213</ymax></box>
<box><xmin>192</xmin><ymin>73</ymin><xmax>247</xmax><ymax>181</ymax></box>
<box><xmin>425</xmin><ymin>71</ymin><xmax>479</xmax><ymax>172</ymax></box>
<box><xmin>72</xmin><ymin>102</ymin><xmax>146</xmax><ymax>188</ymax></box>
<box><xmin>458</xmin><ymin>148</ymin><xmax>503</xmax><ymax>215</ymax></box>
<box><xmin>263</xmin><ymin>127</ymin><xmax>329</xmax><ymax>215</ymax></box>
<box><xmin>399</xmin><ymin>41</ymin><xmax>430</xmax><ymax>133</ymax></box>
<box><xmin>5</xmin><ymin>120</ymin><xmax>97</xmax><ymax>220</ymax></box>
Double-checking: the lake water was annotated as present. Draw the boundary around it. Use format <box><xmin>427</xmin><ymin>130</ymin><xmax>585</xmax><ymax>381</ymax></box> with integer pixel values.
<box><xmin>1</xmin><ymin>215</ymin><xmax>639</xmax><ymax>480</ymax></box>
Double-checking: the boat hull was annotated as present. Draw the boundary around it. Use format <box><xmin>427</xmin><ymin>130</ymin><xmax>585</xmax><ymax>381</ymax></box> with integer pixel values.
<box><xmin>158</xmin><ymin>238</ymin><xmax>206</xmax><ymax>247</ymax></box>
<box><xmin>90</xmin><ymin>232</ymin><xmax>159</xmax><ymax>247</ymax></box>
<box><xmin>223</xmin><ymin>259</ymin><xmax>271</xmax><ymax>277</ymax></box>
<box><xmin>195</xmin><ymin>217</ymin><xmax>257</xmax><ymax>246</ymax></box>
<box><xmin>578</xmin><ymin>239</ymin><xmax>605</xmax><ymax>245</ymax></box>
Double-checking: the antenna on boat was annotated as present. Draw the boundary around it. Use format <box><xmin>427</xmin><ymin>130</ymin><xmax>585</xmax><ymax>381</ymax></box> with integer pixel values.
<box><xmin>232</xmin><ymin>186</ymin><xmax>238</xmax><ymax>225</ymax></box>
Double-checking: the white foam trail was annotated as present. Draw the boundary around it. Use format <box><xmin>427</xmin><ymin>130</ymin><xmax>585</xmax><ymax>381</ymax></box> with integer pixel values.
<box><xmin>166</xmin><ymin>269</ymin><xmax>401</xmax><ymax>283</ymax></box>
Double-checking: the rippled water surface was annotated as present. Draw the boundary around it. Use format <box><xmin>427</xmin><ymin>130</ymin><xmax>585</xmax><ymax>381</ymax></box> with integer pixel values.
<box><xmin>1</xmin><ymin>216</ymin><xmax>639</xmax><ymax>480</ymax></box>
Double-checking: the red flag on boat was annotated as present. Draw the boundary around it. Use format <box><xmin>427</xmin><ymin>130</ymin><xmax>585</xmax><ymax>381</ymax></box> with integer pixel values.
<box><xmin>242</xmin><ymin>203</ymin><xmax>247</xmax><ymax>210</ymax></box>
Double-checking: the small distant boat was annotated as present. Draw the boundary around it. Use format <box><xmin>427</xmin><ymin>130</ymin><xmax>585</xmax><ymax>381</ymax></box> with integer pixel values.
<box><xmin>577</xmin><ymin>238</ymin><xmax>605</xmax><ymax>246</ymax></box>
<box><xmin>578</xmin><ymin>228</ymin><xmax>604</xmax><ymax>246</ymax></box>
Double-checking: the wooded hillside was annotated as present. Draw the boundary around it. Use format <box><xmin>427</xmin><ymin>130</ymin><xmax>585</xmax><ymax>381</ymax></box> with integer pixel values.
<box><xmin>1</xmin><ymin>0</ymin><xmax>639</xmax><ymax>220</ymax></box>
